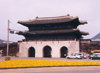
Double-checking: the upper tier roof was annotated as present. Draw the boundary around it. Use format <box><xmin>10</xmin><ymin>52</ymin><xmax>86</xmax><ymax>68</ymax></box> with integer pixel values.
<box><xmin>18</xmin><ymin>15</ymin><xmax>87</xmax><ymax>26</ymax></box>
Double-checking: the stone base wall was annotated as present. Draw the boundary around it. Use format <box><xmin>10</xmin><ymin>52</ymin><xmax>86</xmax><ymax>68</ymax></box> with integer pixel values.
<box><xmin>18</xmin><ymin>40</ymin><xmax>80</xmax><ymax>58</ymax></box>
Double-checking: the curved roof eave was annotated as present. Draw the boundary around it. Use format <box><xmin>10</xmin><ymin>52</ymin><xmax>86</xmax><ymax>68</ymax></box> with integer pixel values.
<box><xmin>17</xmin><ymin>15</ymin><xmax>79</xmax><ymax>26</ymax></box>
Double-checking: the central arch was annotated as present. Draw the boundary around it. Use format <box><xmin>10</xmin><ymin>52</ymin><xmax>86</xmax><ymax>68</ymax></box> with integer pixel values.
<box><xmin>28</xmin><ymin>47</ymin><xmax>35</xmax><ymax>57</ymax></box>
<box><xmin>60</xmin><ymin>46</ymin><xmax>68</xmax><ymax>58</ymax></box>
<box><xmin>43</xmin><ymin>46</ymin><xmax>52</xmax><ymax>58</ymax></box>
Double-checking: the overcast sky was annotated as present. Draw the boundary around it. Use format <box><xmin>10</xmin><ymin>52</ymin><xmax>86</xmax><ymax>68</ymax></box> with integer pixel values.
<box><xmin>0</xmin><ymin>0</ymin><xmax>100</xmax><ymax>42</ymax></box>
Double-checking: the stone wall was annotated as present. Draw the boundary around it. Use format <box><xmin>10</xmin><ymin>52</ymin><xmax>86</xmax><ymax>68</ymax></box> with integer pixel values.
<box><xmin>18</xmin><ymin>40</ymin><xmax>80</xmax><ymax>58</ymax></box>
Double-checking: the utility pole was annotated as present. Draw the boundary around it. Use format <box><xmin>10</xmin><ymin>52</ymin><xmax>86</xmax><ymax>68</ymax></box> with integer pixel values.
<box><xmin>7</xmin><ymin>20</ymin><xmax>10</xmax><ymax>56</ymax></box>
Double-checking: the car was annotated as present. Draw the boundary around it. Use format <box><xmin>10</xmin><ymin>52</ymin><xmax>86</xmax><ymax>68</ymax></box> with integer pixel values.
<box><xmin>89</xmin><ymin>53</ymin><xmax>100</xmax><ymax>60</ymax></box>
<box><xmin>67</xmin><ymin>53</ymin><xmax>86</xmax><ymax>59</ymax></box>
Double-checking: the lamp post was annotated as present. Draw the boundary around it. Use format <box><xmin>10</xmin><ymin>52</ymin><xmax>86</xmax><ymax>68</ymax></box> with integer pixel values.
<box><xmin>7</xmin><ymin>20</ymin><xmax>10</xmax><ymax>56</ymax></box>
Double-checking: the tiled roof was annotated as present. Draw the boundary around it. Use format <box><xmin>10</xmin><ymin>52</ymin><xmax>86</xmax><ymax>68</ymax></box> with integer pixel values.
<box><xmin>18</xmin><ymin>15</ymin><xmax>87</xmax><ymax>26</ymax></box>
<box><xmin>17</xmin><ymin>29</ymin><xmax>89</xmax><ymax>35</ymax></box>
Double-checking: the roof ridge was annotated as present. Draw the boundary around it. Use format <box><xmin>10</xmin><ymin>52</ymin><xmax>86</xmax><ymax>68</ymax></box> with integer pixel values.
<box><xmin>35</xmin><ymin>15</ymin><xmax>77</xmax><ymax>20</ymax></box>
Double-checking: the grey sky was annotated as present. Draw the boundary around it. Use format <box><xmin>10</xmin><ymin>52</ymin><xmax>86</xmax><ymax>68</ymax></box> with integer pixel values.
<box><xmin>0</xmin><ymin>0</ymin><xmax>100</xmax><ymax>42</ymax></box>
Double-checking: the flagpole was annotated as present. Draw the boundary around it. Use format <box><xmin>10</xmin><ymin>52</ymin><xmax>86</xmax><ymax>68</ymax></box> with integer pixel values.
<box><xmin>7</xmin><ymin>20</ymin><xmax>10</xmax><ymax>56</ymax></box>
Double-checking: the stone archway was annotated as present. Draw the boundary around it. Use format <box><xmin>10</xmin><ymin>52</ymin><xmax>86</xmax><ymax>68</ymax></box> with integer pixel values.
<box><xmin>28</xmin><ymin>47</ymin><xmax>35</xmax><ymax>57</ymax></box>
<box><xmin>60</xmin><ymin>46</ymin><xmax>68</xmax><ymax>58</ymax></box>
<box><xmin>43</xmin><ymin>46</ymin><xmax>52</xmax><ymax>58</ymax></box>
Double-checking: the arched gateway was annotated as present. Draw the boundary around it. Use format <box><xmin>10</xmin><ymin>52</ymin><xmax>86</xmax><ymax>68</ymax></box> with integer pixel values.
<box><xmin>43</xmin><ymin>46</ymin><xmax>52</xmax><ymax>58</ymax></box>
<box><xmin>18</xmin><ymin>15</ymin><xmax>88</xmax><ymax>58</ymax></box>
<box><xmin>28</xmin><ymin>47</ymin><xmax>35</xmax><ymax>57</ymax></box>
<box><xmin>60</xmin><ymin>46</ymin><xmax>68</xmax><ymax>58</ymax></box>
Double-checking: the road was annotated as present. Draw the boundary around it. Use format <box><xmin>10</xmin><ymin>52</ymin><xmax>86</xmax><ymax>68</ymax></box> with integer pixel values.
<box><xmin>0</xmin><ymin>66</ymin><xmax>100</xmax><ymax>73</ymax></box>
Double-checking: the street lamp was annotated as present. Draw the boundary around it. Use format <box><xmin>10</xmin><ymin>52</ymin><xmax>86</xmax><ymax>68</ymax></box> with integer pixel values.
<box><xmin>7</xmin><ymin>20</ymin><xmax>10</xmax><ymax>56</ymax></box>
<box><xmin>6</xmin><ymin>20</ymin><xmax>22</xmax><ymax>57</ymax></box>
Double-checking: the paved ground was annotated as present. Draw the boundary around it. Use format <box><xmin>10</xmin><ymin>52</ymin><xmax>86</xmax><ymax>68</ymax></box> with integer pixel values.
<box><xmin>0</xmin><ymin>66</ymin><xmax>100</xmax><ymax>73</ymax></box>
<box><xmin>0</xmin><ymin>57</ymin><xmax>100</xmax><ymax>62</ymax></box>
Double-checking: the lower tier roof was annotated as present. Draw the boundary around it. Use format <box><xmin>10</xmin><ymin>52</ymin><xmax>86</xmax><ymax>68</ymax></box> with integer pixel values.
<box><xmin>16</xmin><ymin>29</ymin><xmax>89</xmax><ymax>36</ymax></box>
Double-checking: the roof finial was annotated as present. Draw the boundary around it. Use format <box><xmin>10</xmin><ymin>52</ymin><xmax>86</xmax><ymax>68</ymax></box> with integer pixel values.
<box><xmin>36</xmin><ymin>16</ymin><xmax>38</xmax><ymax>19</ymax></box>
<box><xmin>67</xmin><ymin>14</ymin><xmax>70</xmax><ymax>16</ymax></box>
